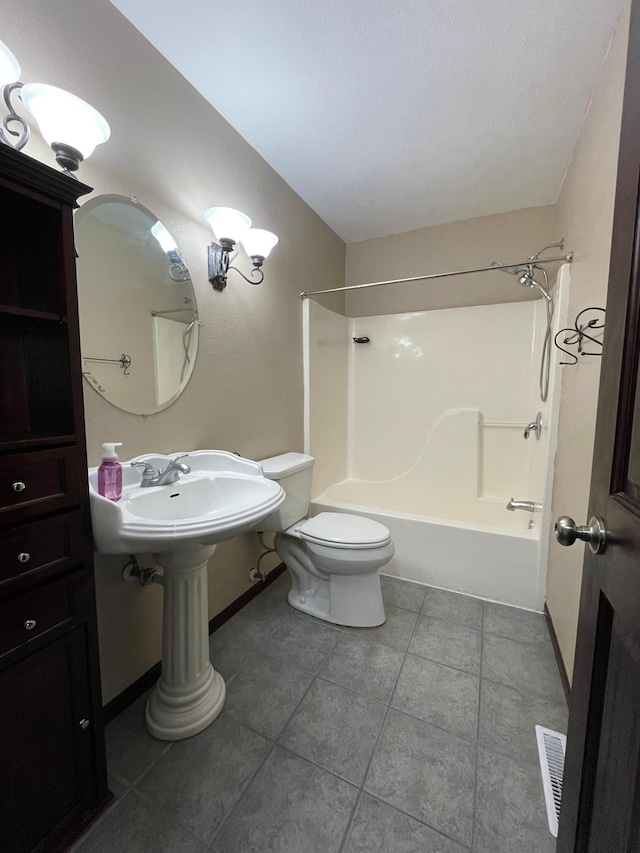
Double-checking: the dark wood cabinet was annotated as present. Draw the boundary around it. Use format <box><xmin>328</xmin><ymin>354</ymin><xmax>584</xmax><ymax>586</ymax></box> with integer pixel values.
<box><xmin>0</xmin><ymin>146</ymin><xmax>110</xmax><ymax>852</ymax></box>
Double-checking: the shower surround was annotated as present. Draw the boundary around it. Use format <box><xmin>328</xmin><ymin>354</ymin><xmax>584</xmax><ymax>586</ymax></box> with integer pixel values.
<box><xmin>304</xmin><ymin>266</ymin><xmax>570</xmax><ymax>609</ymax></box>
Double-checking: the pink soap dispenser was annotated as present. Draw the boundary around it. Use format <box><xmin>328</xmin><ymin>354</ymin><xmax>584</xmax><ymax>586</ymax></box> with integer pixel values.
<box><xmin>97</xmin><ymin>442</ymin><xmax>124</xmax><ymax>501</ymax></box>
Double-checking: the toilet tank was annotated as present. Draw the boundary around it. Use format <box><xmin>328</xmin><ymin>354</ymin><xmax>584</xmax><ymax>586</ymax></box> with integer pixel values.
<box><xmin>256</xmin><ymin>452</ymin><xmax>314</xmax><ymax>531</ymax></box>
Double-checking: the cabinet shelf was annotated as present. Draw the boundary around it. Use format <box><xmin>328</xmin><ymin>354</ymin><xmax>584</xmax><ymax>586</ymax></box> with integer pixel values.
<box><xmin>0</xmin><ymin>432</ymin><xmax>76</xmax><ymax>452</ymax></box>
<box><xmin>0</xmin><ymin>304</ymin><xmax>66</xmax><ymax>323</ymax></box>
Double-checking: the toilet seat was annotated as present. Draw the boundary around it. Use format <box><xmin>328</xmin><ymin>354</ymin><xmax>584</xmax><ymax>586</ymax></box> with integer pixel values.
<box><xmin>297</xmin><ymin>512</ymin><xmax>391</xmax><ymax>550</ymax></box>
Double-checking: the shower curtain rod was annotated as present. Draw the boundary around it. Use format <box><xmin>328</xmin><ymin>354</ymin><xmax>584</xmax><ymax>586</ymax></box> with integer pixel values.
<box><xmin>299</xmin><ymin>252</ymin><xmax>573</xmax><ymax>299</ymax></box>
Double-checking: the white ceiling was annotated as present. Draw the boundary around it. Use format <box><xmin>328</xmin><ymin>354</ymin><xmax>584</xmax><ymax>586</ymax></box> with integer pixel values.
<box><xmin>109</xmin><ymin>0</ymin><xmax>625</xmax><ymax>243</ymax></box>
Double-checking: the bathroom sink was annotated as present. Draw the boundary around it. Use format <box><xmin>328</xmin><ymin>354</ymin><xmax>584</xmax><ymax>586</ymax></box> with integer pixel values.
<box><xmin>89</xmin><ymin>450</ymin><xmax>285</xmax><ymax>742</ymax></box>
<box><xmin>88</xmin><ymin>450</ymin><xmax>285</xmax><ymax>554</ymax></box>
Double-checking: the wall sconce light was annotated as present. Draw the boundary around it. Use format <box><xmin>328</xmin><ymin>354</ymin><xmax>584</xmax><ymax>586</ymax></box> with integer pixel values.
<box><xmin>204</xmin><ymin>206</ymin><xmax>278</xmax><ymax>291</ymax></box>
<box><xmin>151</xmin><ymin>220</ymin><xmax>190</xmax><ymax>282</ymax></box>
<box><xmin>0</xmin><ymin>37</ymin><xmax>110</xmax><ymax>174</ymax></box>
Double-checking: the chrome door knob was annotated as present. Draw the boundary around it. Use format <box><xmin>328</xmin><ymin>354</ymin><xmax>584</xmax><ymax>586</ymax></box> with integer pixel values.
<box><xmin>555</xmin><ymin>516</ymin><xmax>607</xmax><ymax>554</ymax></box>
<box><xmin>12</xmin><ymin>481</ymin><xmax>26</xmax><ymax>492</ymax></box>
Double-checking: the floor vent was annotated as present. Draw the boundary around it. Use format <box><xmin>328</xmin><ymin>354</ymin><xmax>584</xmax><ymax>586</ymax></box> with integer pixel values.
<box><xmin>535</xmin><ymin>725</ymin><xmax>566</xmax><ymax>838</ymax></box>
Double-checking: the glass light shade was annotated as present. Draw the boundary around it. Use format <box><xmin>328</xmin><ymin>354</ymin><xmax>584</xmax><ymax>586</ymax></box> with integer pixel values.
<box><xmin>151</xmin><ymin>220</ymin><xmax>178</xmax><ymax>254</ymax></box>
<box><xmin>0</xmin><ymin>39</ymin><xmax>20</xmax><ymax>86</ymax></box>
<box><xmin>204</xmin><ymin>207</ymin><xmax>251</xmax><ymax>244</ymax></box>
<box><xmin>20</xmin><ymin>83</ymin><xmax>110</xmax><ymax>158</ymax></box>
<box><xmin>241</xmin><ymin>228</ymin><xmax>278</xmax><ymax>260</ymax></box>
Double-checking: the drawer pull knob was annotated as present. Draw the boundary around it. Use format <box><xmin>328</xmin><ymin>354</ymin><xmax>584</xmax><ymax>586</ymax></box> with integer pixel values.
<box><xmin>24</xmin><ymin>619</ymin><xmax>37</xmax><ymax>631</ymax></box>
<box><xmin>17</xmin><ymin>552</ymin><xmax>30</xmax><ymax>564</ymax></box>
<box><xmin>12</xmin><ymin>481</ymin><xmax>26</xmax><ymax>493</ymax></box>
<box><xmin>79</xmin><ymin>718</ymin><xmax>90</xmax><ymax>730</ymax></box>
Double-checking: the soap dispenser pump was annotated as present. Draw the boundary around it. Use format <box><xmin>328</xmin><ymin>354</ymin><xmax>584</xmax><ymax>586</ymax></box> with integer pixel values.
<box><xmin>98</xmin><ymin>442</ymin><xmax>124</xmax><ymax>501</ymax></box>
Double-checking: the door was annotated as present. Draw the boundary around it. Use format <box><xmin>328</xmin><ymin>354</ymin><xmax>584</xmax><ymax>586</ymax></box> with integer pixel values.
<box><xmin>0</xmin><ymin>627</ymin><xmax>94</xmax><ymax>853</ymax></box>
<box><xmin>556</xmin><ymin>3</ymin><xmax>640</xmax><ymax>851</ymax></box>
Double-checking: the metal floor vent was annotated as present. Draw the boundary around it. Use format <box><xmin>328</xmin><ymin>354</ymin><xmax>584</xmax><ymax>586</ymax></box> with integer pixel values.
<box><xmin>535</xmin><ymin>725</ymin><xmax>566</xmax><ymax>838</ymax></box>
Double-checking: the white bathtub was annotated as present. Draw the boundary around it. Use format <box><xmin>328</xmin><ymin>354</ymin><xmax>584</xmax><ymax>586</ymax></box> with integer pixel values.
<box><xmin>312</xmin><ymin>479</ymin><xmax>544</xmax><ymax>610</ymax></box>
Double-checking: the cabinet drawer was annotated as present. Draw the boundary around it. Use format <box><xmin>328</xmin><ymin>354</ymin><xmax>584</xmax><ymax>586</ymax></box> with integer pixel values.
<box><xmin>0</xmin><ymin>446</ymin><xmax>81</xmax><ymax>522</ymax></box>
<box><xmin>0</xmin><ymin>577</ymin><xmax>73</xmax><ymax>658</ymax></box>
<box><xmin>0</xmin><ymin>511</ymin><xmax>84</xmax><ymax>593</ymax></box>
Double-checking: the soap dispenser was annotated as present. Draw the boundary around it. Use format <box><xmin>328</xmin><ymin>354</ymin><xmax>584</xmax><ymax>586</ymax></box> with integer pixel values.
<box><xmin>98</xmin><ymin>442</ymin><xmax>124</xmax><ymax>501</ymax></box>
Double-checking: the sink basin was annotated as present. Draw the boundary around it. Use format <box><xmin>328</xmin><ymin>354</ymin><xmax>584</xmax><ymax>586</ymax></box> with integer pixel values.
<box><xmin>87</xmin><ymin>450</ymin><xmax>285</xmax><ymax>742</ymax></box>
<box><xmin>88</xmin><ymin>450</ymin><xmax>285</xmax><ymax>553</ymax></box>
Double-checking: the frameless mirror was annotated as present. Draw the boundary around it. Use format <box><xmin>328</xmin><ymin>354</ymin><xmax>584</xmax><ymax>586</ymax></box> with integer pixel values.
<box><xmin>75</xmin><ymin>194</ymin><xmax>198</xmax><ymax>415</ymax></box>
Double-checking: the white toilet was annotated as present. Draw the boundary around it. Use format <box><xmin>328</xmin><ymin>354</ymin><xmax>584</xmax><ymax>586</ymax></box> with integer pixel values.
<box><xmin>257</xmin><ymin>452</ymin><xmax>394</xmax><ymax>627</ymax></box>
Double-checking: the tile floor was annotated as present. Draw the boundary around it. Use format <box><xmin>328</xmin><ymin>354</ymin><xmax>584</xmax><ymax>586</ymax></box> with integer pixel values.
<box><xmin>72</xmin><ymin>573</ymin><xmax>566</xmax><ymax>853</ymax></box>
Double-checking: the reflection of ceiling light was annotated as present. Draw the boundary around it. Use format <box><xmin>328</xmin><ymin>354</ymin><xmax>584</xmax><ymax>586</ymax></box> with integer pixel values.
<box><xmin>204</xmin><ymin>207</ymin><xmax>278</xmax><ymax>291</ymax></box>
<box><xmin>151</xmin><ymin>220</ymin><xmax>178</xmax><ymax>254</ymax></box>
<box><xmin>0</xmin><ymin>38</ymin><xmax>110</xmax><ymax>174</ymax></box>
<box><xmin>151</xmin><ymin>221</ymin><xmax>190</xmax><ymax>283</ymax></box>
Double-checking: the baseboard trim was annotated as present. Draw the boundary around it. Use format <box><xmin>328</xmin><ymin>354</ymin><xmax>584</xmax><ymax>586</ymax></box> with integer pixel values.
<box><xmin>102</xmin><ymin>562</ymin><xmax>286</xmax><ymax>724</ymax></box>
<box><xmin>544</xmin><ymin>603</ymin><xmax>571</xmax><ymax>705</ymax></box>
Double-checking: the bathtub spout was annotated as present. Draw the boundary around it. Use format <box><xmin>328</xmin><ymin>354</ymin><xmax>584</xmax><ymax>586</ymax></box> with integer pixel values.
<box><xmin>506</xmin><ymin>498</ymin><xmax>542</xmax><ymax>512</ymax></box>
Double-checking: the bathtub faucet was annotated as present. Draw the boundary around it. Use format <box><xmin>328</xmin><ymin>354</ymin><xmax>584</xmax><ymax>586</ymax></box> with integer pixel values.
<box><xmin>506</xmin><ymin>498</ymin><xmax>542</xmax><ymax>512</ymax></box>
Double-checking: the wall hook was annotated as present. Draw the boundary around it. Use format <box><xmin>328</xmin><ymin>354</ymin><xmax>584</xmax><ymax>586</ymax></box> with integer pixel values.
<box><xmin>554</xmin><ymin>307</ymin><xmax>605</xmax><ymax>365</ymax></box>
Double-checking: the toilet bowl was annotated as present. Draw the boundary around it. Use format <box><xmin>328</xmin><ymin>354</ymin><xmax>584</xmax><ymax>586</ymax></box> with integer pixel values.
<box><xmin>257</xmin><ymin>453</ymin><xmax>394</xmax><ymax>627</ymax></box>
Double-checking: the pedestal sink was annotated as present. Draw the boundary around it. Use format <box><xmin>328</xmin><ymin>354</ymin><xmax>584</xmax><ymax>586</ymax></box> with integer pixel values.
<box><xmin>88</xmin><ymin>451</ymin><xmax>284</xmax><ymax>741</ymax></box>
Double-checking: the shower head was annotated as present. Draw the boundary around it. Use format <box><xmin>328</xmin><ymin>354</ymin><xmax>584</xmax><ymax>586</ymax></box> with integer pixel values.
<box><xmin>491</xmin><ymin>261</ymin><xmax>532</xmax><ymax>282</ymax></box>
<box><xmin>491</xmin><ymin>260</ymin><xmax>552</xmax><ymax>302</ymax></box>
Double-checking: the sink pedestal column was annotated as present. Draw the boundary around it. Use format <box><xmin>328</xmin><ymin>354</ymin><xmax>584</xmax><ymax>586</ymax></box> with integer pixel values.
<box><xmin>146</xmin><ymin>545</ymin><xmax>226</xmax><ymax>740</ymax></box>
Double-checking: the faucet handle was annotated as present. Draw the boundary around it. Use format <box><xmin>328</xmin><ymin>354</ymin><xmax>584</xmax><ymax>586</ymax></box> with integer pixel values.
<box><xmin>167</xmin><ymin>453</ymin><xmax>191</xmax><ymax>474</ymax></box>
<box><xmin>131</xmin><ymin>460</ymin><xmax>157</xmax><ymax>482</ymax></box>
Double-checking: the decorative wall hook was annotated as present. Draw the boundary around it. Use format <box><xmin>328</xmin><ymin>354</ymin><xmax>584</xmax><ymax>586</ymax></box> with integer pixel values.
<box><xmin>554</xmin><ymin>307</ymin><xmax>605</xmax><ymax>365</ymax></box>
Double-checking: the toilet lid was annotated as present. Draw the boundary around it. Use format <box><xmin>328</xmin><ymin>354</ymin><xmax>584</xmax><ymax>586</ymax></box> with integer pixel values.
<box><xmin>298</xmin><ymin>512</ymin><xmax>391</xmax><ymax>549</ymax></box>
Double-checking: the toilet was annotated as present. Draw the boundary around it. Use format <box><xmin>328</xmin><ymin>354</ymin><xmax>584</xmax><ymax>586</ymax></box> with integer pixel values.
<box><xmin>257</xmin><ymin>452</ymin><xmax>394</xmax><ymax>627</ymax></box>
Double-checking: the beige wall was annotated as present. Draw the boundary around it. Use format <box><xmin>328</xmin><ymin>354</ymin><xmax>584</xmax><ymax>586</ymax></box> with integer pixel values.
<box><xmin>546</xmin><ymin>4</ymin><xmax>631</xmax><ymax>680</ymax></box>
<box><xmin>2</xmin><ymin>0</ymin><xmax>345</xmax><ymax>703</ymax></box>
<box><xmin>345</xmin><ymin>205</ymin><xmax>559</xmax><ymax>317</ymax></box>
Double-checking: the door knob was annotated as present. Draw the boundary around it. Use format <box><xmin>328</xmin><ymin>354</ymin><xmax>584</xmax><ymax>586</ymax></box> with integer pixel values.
<box><xmin>555</xmin><ymin>516</ymin><xmax>607</xmax><ymax>554</ymax></box>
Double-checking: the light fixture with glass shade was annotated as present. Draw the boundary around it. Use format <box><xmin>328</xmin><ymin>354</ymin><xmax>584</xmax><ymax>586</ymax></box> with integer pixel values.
<box><xmin>20</xmin><ymin>84</ymin><xmax>110</xmax><ymax>173</ymax></box>
<box><xmin>241</xmin><ymin>228</ymin><xmax>279</xmax><ymax>267</ymax></box>
<box><xmin>0</xmin><ymin>37</ymin><xmax>110</xmax><ymax>174</ymax></box>
<box><xmin>204</xmin><ymin>207</ymin><xmax>278</xmax><ymax>290</ymax></box>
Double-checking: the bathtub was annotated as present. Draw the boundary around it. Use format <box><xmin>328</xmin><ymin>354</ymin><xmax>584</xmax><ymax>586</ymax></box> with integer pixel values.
<box><xmin>304</xmin><ymin>266</ymin><xmax>572</xmax><ymax>613</ymax></box>
<box><xmin>312</xmin><ymin>479</ymin><xmax>544</xmax><ymax>610</ymax></box>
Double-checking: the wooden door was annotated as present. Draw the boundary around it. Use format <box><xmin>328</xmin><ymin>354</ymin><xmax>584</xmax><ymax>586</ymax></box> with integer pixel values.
<box><xmin>557</xmin><ymin>3</ymin><xmax>640</xmax><ymax>850</ymax></box>
<box><xmin>0</xmin><ymin>627</ymin><xmax>94</xmax><ymax>853</ymax></box>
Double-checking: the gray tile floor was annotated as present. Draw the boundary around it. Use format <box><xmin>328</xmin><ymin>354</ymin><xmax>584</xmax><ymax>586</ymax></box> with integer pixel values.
<box><xmin>72</xmin><ymin>573</ymin><xmax>566</xmax><ymax>853</ymax></box>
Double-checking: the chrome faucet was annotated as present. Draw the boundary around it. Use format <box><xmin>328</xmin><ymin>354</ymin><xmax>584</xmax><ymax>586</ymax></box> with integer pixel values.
<box><xmin>131</xmin><ymin>454</ymin><xmax>191</xmax><ymax>487</ymax></box>
<box><xmin>506</xmin><ymin>498</ymin><xmax>542</xmax><ymax>512</ymax></box>
<box><xmin>524</xmin><ymin>412</ymin><xmax>542</xmax><ymax>441</ymax></box>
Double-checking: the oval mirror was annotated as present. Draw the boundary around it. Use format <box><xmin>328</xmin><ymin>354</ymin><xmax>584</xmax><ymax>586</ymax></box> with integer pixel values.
<box><xmin>75</xmin><ymin>194</ymin><xmax>198</xmax><ymax>415</ymax></box>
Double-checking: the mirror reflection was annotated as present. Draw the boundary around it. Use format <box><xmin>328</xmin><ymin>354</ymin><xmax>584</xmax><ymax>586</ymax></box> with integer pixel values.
<box><xmin>75</xmin><ymin>194</ymin><xmax>198</xmax><ymax>415</ymax></box>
